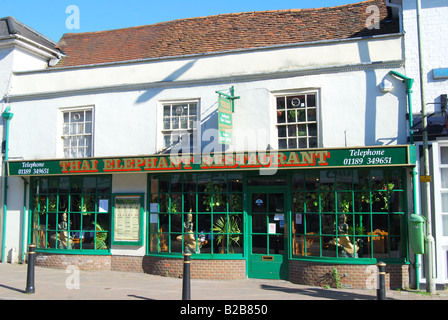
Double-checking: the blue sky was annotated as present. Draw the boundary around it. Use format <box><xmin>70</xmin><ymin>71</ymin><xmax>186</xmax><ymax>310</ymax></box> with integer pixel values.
<box><xmin>1</xmin><ymin>0</ymin><xmax>358</xmax><ymax>42</ymax></box>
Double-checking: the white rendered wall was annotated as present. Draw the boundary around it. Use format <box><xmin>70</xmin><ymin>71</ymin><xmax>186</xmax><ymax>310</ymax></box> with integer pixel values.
<box><xmin>402</xmin><ymin>0</ymin><xmax>448</xmax><ymax>113</ymax></box>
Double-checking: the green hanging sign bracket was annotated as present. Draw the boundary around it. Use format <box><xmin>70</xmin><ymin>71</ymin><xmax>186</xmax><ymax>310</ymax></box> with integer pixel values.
<box><xmin>216</xmin><ymin>86</ymin><xmax>240</xmax><ymax>112</ymax></box>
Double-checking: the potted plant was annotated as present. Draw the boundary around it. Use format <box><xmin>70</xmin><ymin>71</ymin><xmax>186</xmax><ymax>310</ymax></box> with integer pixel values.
<box><xmin>213</xmin><ymin>215</ymin><xmax>241</xmax><ymax>253</ymax></box>
<box><xmin>92</xmin><ymin>221</ymin><xmax>108</xmax><ymax>250</ymax></box>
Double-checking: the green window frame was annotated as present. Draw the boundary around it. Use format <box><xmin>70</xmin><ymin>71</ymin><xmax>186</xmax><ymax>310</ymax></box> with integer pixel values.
<box><xmin>291</xmin><ymin>168</ymin><xmax>407</xmax><ymax>263</ymax></box>
<box><xmin>148</xmin><ymin>173</ymin><xmax>244</xmax><ymax>257</ymax></box>
<box><xmin>30</xmin><ymin>175</ymin><xmax>112</xmax><ymax>253</ymax></box>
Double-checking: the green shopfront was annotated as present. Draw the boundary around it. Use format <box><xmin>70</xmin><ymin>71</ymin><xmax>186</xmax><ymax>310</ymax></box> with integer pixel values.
<box><xmin>8</xmin><ymin>145</ymin><xmax>416</xmax><ymax>288</ymax></box>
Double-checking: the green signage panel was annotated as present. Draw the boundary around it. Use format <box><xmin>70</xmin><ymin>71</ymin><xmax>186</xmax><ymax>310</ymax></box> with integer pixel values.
<box><xmin>7</xmin><ymin>145</ymin><xmax>415</xmax><ymax>177</ymax></box>
<box><xmin>217</xmin><ymin>87</ymin><xmax>239</xmax><ymax>145</ymax></box>
<box><xmin>218</xmin><ymin>111</ymin><xmax>232</xmax><ymax>127</ymax></box>
<box><xmin>218</xmin><ymin>95</ymin><xmax>233</xmax><ymax>145</ymax></box>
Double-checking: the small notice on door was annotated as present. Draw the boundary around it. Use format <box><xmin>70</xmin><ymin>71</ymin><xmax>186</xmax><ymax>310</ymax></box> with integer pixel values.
<box><xmin>269</xmin><ymin>223</ymin><xmax>277</xmax><ymax>234</ymax></box>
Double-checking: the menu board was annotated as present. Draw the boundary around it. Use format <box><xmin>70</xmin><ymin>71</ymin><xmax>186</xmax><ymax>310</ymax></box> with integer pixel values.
<box><xmin>113</xmin><ymin>196</ymin><xmax>142</xmax><ymax>245</ymax></box>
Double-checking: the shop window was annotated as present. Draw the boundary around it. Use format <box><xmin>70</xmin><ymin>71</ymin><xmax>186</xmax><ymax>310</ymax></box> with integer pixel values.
<box><xmin>31</xmin><ymin>176</ymin><xmax>111</xmax><ymax>251</ymax></box>
<box><xmin>148</xmin><ymin>173</ymin><xmax>243</xmax><ymax>255</ymax></box>
<box><xmin>161</xmin><ymin>101</ymin><xmax>198</xmax><ymax>152</ymax></box>
<box><xmin>292</xmin><ymin>168</ymin><xmax>405</xmax><ymax>260</ymax></box>
<box><xmin>61</xmin><ymin>108</ymin><xmax>93</xmax><ymax>158</ymax></box>
<box><xmin>276</xmin><ymin>92</ymin><xmax>318</xmax><ymax>149</ymax></box>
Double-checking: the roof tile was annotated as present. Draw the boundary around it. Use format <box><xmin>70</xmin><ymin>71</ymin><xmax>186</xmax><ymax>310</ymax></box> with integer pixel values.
<box><xmin>54</xmin><ymin>0</ymin><xmax>398</xmax><ymax>68</ymax></box>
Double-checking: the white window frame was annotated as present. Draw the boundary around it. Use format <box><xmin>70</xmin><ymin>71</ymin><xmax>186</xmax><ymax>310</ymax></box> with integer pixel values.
<box><xmin>438</xmin><ymin>144</ymin><xmax>448</xmax><ymax>238</ymax></box>
<box><xmin>272</xmin><ymin>89</ymin><xmax>320</xmax><ymax>150</ymax></box>
<box><xmin>157</xmin><ymin>99</ymin><xmax>200</xmax><ymax>154</ymax></box>
<box><xmin>59</xmin><ymin>106</ymin><xmax>94</xmax><ymax>159</ymax></box>
<box><xmin>432</xmin><ymin>142</ymin><xmax>448</xmax><ymax>283</ymax></box>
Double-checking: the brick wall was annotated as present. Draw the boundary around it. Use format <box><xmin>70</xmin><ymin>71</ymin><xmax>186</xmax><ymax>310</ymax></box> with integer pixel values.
<box><xmin>143</xmin><ymin>256</ymin><xmax>246</xmax><ymax>280</ymax></box>
<box><xmin>290</xmin><ymin>260</ymin><xmax>409</xmax><ymax>289</ymax></box>
<box><xmin>35</xmin><ymin>253</ymin><xmax>112</xmax><ymax>271</ymax></box>
<box><xmin>35</xmin><ymin>253</ymin><xmax>246</xmax><ymax>280</ymax></box>
<box><xmin>111</xmin><ymin>256</ymin><xmax>144</xmax><ymax>273</ymax></box>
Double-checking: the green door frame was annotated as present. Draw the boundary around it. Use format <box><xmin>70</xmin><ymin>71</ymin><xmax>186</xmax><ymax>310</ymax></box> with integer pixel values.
<box><xmin>246</xmin><ymin>187</ymin><xmax>289</xmax><ymax>280</ymax></box>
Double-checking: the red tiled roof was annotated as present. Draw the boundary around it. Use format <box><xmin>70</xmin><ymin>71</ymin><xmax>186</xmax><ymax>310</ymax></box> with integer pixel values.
<box><xmin>54</xmin><ymin>0</ymin><xmax>398</xmax><ymax>68</ymax></box>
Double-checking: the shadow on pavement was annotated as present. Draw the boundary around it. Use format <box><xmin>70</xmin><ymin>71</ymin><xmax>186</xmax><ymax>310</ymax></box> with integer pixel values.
<box><xmin>0</xmin><ymin>284</ymin><xmax>26</xmax><ymax>294</ymax></box>
<box><xmin>260</xmin><ymin>284</ymin><xmax>386</xmax><ymax>300</ymax></box>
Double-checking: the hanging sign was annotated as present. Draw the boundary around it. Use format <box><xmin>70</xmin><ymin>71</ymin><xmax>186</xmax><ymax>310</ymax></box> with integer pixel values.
<box><xmin>216</xmin><ymin>86</ymin><xmax>240</xmax><ymax>145</ymax></box>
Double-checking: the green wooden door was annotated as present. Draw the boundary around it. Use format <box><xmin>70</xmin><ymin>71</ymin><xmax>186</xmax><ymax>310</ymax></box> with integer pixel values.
<box><xmin>248</xmin><ymin>190</ymin><xmax>288</xmax><ymax>280</ymax></box>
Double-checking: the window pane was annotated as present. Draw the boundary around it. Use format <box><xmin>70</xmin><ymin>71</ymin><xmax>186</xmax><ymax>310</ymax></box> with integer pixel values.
<box><xmin>443</xmin><ymin>215</ymin><xmax>448</xmax><ymax>237</ymax></box>
<box><xmin>279</xmin><ymin>139</ymin><xmax>287</xmax><ymax>149</ymax></box>
<box><xmin>71</xmin><ymin>112</ymin><xmax>84</xmax><ymax>123</ymax></box>
<box><xmin>288</xmin><ymin>125</ymin><xmax>297</xmax><ymax>137</ymax></box>
<box><xmin>441</xmin><ymin>168</ymin><xmax>448</xmax><ymax>188</ymax></box>
<box><xmin>288</xmin><ymin>139</ymin><xmax>297</xmax><ymax>149</ymax></box>
<box><xmin>441</xmin><ymin>147</ymin><xmax>448</xmax><ymax>164</ymax></box>
<box><xmin>277</xmin><ymin>111</ymin><xmax>285</xmax><ymax>123</ymax></box>
<box><xmin>163</xmin><ymin>118</ymin><xmax>170</xmax><ymax>130</ymax></box>
<box><xmin>442</xmin><ymin>193</ymin><xmax>448</xmax><ymax>212</ymax></box>
<box><xmin>307</xmin><ymin>109</ymin><xmax>317</xmax><ymax>121</ymax></box>
<box><xmin>252</xmin><ymin>235</ymin><xmax>267</xmax><ymax>254</ymax></box>
<box><xmin>298</xmin><ymin>110</ymin><xmax>306</xmax><ymax>122</ymax></box>
<box><xmin>287</xmin><ymin>110</ymin><xmax>296</xmax><ymax>123</ymax></box>
<box><xmin>277</xmin><ymin>97</ymin><xmax>286</xmax><ymax>110</ymax></box>
<box><xmin>63</xmin><ymin>124</ymin><xmax>69</xmax><ymax>135</ymax></box>
<box><xmin>85</xmin><ymin>122</ymin><xmax>92</xmax><ymax>134</ymax></box>
<box><xmin>278</xmin><ymin>126</ymin><xmax>286</xmax><ymax>138</ymax></box>
<box><xmin>307</xmin><ymin>94</ymin><xmax>316</xmax><ymax>107</ymax></box>
<box><xmin>189</xmin><ymin>104</ymin><xmax>197</xmax><ymax>116</ymax></box>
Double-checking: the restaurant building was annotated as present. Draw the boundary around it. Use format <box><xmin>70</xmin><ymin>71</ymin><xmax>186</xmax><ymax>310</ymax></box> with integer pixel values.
<box><xmin>1</xmin><ymin>0</ymin><xmax>417</xmax><ymax>288</ymax></box>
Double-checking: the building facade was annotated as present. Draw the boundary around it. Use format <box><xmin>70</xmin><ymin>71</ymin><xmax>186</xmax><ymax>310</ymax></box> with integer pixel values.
<box><xmin>0</xmin><ymin>0</ymin><xmax>423</xmax><ymax>289</ymax></box>
<box><xmin>0</xmin><ymin>16</ymin><xmax>60</xmax><ymax>263</ymax></box>
<box><xmin>397</xmin><ymin>0</ymin><xmax>448</xmax><ymax>288</ymax></box>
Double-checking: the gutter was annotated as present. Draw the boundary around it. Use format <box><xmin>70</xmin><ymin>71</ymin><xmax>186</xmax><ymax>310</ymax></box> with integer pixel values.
<box><xmin>11</xmin><ymin>34</ymin><xmax>63</xmax><ymax>61</ymax></box>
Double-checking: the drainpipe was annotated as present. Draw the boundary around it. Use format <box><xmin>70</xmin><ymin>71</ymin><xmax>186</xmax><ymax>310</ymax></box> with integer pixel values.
<box><xmin>389</xmin><ymin>70</ymin><xmax>420</xmax><ymax>290</ymax></box>
<box><xmin>1</xmin><ymin>106</ymin><xmax>13</xmax><ymax>263</ymax></box>
<box><xmin>416</xmin><ymin>0</ymin><xmax>436</xmax><ymax>295</ymax></box>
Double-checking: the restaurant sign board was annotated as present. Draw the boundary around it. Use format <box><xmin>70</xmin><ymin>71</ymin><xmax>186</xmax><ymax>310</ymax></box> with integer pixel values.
<box><xmin>7</xmin><ymin>145</ymin><xmax>416</xmax><ymax>177</ymax></box>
